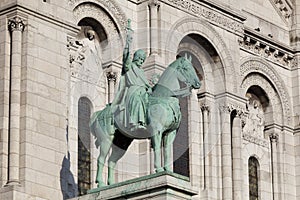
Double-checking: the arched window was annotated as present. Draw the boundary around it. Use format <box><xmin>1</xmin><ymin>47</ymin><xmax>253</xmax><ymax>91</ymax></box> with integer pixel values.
<box><xmin>249</xmin><ymin>156</ymin><xmax>259</xmax><ymax>200</ymax></box>
<box><xmin>78</xmin><ymin>97</ymin><xmax>92</xmax><ymax>195</ymax></box>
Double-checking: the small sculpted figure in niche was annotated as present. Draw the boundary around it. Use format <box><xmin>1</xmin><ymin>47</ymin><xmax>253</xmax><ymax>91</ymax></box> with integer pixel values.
<box><xmin>243</xmin><ymin>97</ymin><xmax>265</xmax><ymax>138</ymax></box>
<box><xmin>75</xmin><ymin>29</ymin><xmax>103</xmax><ymax>80</ymax></box>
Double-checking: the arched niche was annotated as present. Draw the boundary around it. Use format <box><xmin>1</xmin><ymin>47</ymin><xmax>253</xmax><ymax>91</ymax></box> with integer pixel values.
<box><xmin>72</xmin><ymin>0</ymin><xmax>126</xmax><ymax>36</ymax></box>
<box><xmin>240</xmin><ymin>58</ymin><xmax>291</xmax><ymax>126</ymax></box>
<box><xmin>73</xmin><ymin>2</ymin><xmax>125</xmax><ymax>63</ymax></box>
<box><xmin>177</xmin><ymin>34</ymin><xmax>225</xmax><ymax>95</ymax></box>
<box><xmin>165</xmin><ymin>17</ymin><xmax>236</xmax><ymax>93</ymax></box>
<box><xmin>242</xmin><ymin>73</ymin><xmax>282</xmax><ymax>128</ymax></box>
<box><xmin>77</xmin><ymin>17</ymin><xmax>108</xmax><ymax>45</ymax></box>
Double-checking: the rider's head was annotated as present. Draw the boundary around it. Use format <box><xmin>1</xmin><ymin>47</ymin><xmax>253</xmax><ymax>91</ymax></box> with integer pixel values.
<box><xmin>133</xmin><ymin>49</ymin><xmax>146</xmax><ymax>67</ymax></box>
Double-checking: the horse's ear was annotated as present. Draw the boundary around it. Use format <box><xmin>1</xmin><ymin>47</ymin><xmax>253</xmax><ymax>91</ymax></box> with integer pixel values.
<box><xmin>185</xmin><ymin>53</ymin><xmax>188</xmax><ymax>60</ymax></box>
<box><xmin>189</xmin><ymin>55</ymin><xmax>192</xmax><ymax>62</ymax></box>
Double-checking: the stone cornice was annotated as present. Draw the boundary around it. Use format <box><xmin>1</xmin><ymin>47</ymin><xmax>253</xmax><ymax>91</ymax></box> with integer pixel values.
<box><xmin>2</xmin><ymin>5</ymin><xmax>79</xmax><ymax>33</ymax></box>
<box><xmin>239</xmin><ymin>27</ymin><xmax>294</xmax><ymax>69</ymax></box>
<box><xmin>161</xmin><ymin>0</ymin><xmax>245</xmax><ymax>35</ymax></box>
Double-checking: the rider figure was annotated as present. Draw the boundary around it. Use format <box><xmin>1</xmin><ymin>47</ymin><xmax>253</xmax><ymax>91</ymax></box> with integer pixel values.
<box><xmin>117</xmin><ymin>19</ymin><xmax>151</xmax><ymax>131</ymax></box>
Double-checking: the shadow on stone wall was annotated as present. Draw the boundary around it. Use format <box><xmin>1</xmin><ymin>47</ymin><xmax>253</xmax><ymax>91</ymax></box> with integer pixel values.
<box><xmin>60</xmin><ymin>122</ymin><xmax>77</xmax><ymax>199</ymax></box>
<box><xmin>60</xmin><ymin>152</ymin><xmax>77</xmax><ymax>200</ymax></box>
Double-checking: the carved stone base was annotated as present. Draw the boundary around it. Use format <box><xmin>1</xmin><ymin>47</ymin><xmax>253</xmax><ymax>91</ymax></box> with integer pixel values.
<box><xmin>69</xmin><ymin>171</ymin><xmax>197</xmax><ymax>200</ymax></box>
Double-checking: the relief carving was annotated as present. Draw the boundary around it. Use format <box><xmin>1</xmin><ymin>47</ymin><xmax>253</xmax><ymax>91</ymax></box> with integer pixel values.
<box><xmin>163</xmin><ymin>0</ymin><xmax>243</xmax><ymax>34</ymax></box>
<box><xmin>240</xmin><ymin>59</ymin><xmax>291</xmax><ymax>125</ymax></box>
<box><xmin>67</xmin><ymin>29</ymin><xmax>103</xmax><ymax>84</ymax></box>
<box><xmin>71</xmin><ymin>0</ymin><xmax>127</xmax><ymax>31</ymax></box>
<box><xmin>242</xmin><ymin>95</ymin><xmax>264</xmax><ymax>138</ymax></box>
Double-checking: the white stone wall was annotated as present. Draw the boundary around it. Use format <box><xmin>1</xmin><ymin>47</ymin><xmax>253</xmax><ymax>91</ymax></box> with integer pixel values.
<box><xmin>0</xmin><ymin>0</ymin><xmax>299</xmax><ymax>199</ymax></box>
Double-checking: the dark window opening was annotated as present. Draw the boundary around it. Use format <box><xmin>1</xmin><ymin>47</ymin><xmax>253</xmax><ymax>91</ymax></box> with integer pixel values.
<box><xmin>249</xmin><ymin>157</ymin><xmax>259</xmax><ymax>200</ymax></box>
<box><xmin>78</xmin><ymin>97</ymin><xmax>92</xmax><ymax>195</ymax></box>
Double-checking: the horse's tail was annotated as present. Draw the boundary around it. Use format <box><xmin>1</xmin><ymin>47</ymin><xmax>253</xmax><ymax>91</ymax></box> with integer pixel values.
<box><xmin>89</xmin><ymin>104</ymin><xmax>115</xmax><ymax>148</ymax></box>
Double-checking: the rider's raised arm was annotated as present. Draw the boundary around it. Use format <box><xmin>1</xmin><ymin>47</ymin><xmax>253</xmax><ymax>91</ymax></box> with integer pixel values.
<box><xmin>122</xmin><ymin>19</ymin><xmax>133</xmax><ymax>73</ymax></box>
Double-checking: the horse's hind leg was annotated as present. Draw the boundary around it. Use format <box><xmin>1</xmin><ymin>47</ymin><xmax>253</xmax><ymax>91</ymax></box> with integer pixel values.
<box><xmin>163</xmin><ymin>130</ymin><xmax>176</xmax><ymax>172</ymax></box>
<box><xmin>96</xmin><ymin>137</ymin><xmax>112</xmax><ymax>187</ymax></box>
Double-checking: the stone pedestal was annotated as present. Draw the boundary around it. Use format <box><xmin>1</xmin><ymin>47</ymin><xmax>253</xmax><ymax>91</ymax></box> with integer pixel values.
<box><xmin>70</xmin><ymin>172</ymin><xmax>197</xmax><ymax>200</ymax></box>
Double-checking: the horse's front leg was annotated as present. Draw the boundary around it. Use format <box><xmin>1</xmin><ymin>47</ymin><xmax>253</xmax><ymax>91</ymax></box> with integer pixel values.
<box><xmin>151</xmin><ymin>131</ymin><xmax>164</xmax><ymax>173</ymax></box>
<box><xmin>163</xmin><ymin>130</ymin><xmax>176</xmax><ymax>172</ymax></box>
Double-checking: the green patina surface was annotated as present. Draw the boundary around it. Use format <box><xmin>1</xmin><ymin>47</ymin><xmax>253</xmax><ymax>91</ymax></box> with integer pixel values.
<box><xmin>89</xmin><ymin>19</ymin><xmax>201</xmax><ymax>188</ymax></box>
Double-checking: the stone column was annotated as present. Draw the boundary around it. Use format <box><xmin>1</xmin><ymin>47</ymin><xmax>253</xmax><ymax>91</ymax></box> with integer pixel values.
<box><xmin>201</xmin><ymin>104</ymin><xmax>210</xmax><ymax>193</ymax></box>
<box><xmin>7</xmin><ymin>16</ymin><xmax>25</xmax><ymax>185</ymax></box>
<box><xmin>106</xmin><ymin>72</ymin><xmax>117</xmax><ymax>103</ymax></box>
<box><xmin>148</xmin><ymin>0</ymin><xmax>160</xmax><ymax>55</ymax></box>
<box><xmin>199</xmin><ymin>103</ymin><xmax>204</xmax><ymax>189</ymax></box>
<box><xmin>220</xmin><ymin>105</ymin><xmax>232</xmax><ymax>200</ymax></box>
<box><xmin>232</xmin><ymin>111</ymin><xmax>243</xmax><ymax>200</ymax></box>
<box><xmin>270</xmin><ymin>132</ymin><xmax>279</xmax><ymax>200</ymax></box>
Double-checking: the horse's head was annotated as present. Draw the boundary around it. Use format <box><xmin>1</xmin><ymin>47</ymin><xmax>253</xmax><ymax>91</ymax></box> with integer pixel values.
<box><xmin>175</xmin><ymin>56</ymin><xmax>201</xmax><ymax>89</ymax></box>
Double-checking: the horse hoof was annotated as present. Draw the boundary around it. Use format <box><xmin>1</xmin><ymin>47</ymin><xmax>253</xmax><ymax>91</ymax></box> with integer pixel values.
<box><xmin>97</xmin><ymin>181</ymin><xmax>105</xmax><ymax>188</ymax></box>
<box><xmin>164</xmin><ymin>167</ymin><xmax>172</xmax><ymax>172</ymax></box>
<box><xmin>155</xmin><ymin>167</ymin><xmax>164</xmax><ymax>173</ymax></box>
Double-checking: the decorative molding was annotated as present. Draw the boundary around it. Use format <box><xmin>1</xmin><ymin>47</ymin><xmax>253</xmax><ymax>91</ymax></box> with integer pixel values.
<box><xmin>73</xmin><ymin>3</ymin><xmax>119</xmax><ymax>40</ymax></box>
<box><xmin>8</xmin><ymin>16</ymin><xmax>25</xmax><ymax>32</ymax></box>
<box><xmin>162</xmin><ymin>0</ymin><xmax>244</xmax><ymax>34</ymax></box>
<box><xmin>240</xmin><ymin>59</ymin><xmax>291</xmax><ymax>125</ymax></box>
<box><xmin>238</xmin><ymin>36</ymin><xmax>294</xmax><ymax>68</ymax></box>
<box><xmin>71</xmin><ymin>0</ymin><xmax>127</xmax><ymax>33</ymax></box>
<box><xmin>291</xmin><ymin>56</ymin><xmax>300</xmax><ymax>69</ymax></box>
<box><xmin>219</xmin><ymin>103</ymin><xmax>246</xmax><ymax>115</ymax></box>
<box><xmin>269</xmin><ymin>0</ymin><xmax>292</xmax><ymax>22</ymax></box>
<box><xmin>243</xmin><ymin>133</ymin><xmax>269</xmax><ymax>148</ymax></box>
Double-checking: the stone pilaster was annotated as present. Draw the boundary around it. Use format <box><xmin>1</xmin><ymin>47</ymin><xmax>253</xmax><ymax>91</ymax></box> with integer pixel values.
<box><xmin>200</xmin><ymin>104</ymin><xmax>210</xmax><ymax>195</ymax></box>
<box><xmin>270</xmin><ymin>132</ymin><xmax>279</xmax><ymax>200</ymax></box>
<box><xmin>148</xmin><ymin>0</ymin><xmax>160</xmax><ymax>55</ymax></box>
<box><xmin>198</xmin><ymin>103</ymin><xmax>204</xmax><ymax>190</ymax></box>
<box><xmin>232</xmin><ymin>111</ymin><xmax>243</xmax><ymax>200</ymax></box>
<box><xmin>220</xmin><ymin>105</ymin><xmax>232</xmax><ymax>200</ymax></box>
<box><xmin>106</xmin><ymin>71</ymin><xmax>117</xmax><ymax>103</ymax></box>
<box><xmin>6</xmin><ymin>16</ymin><xmax>25</xmax><ymax>185</ymax></box>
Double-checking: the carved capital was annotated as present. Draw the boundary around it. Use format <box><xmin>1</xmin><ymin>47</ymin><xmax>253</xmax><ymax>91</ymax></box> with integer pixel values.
<box><xmin>269</xmin><ymin>133</ymin><xmax>279</xmax><ymax>143</ymax></box>
<box><xmin>148</xmin><ymin>0</ymin><xmax>160</xmax><ymax>7</ymax></box>
<box><xmin>106</xmin><ymin>71</ymin><xmax>117</xmax><ymax>82</ymax></box>
<box><xmin>8</xmin><ymin>17</ymin><xmax>25</xmax><ymax>32</ymax></box>
<box><xmin>200</xmin><ymin>104</ymin><xmax>210</xmax><ymax>112</ymax></box>
<box><xmin>219</xmin><ymin>104</ymin><xmax>233</xmax><ymax>114</ymax></box>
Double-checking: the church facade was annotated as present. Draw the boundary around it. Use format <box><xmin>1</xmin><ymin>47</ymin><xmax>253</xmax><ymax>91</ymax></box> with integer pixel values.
<box><xmin>0</xmin><ymin>0</ymin><xmax>300</xmax><ymax>199</ymax></box>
